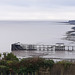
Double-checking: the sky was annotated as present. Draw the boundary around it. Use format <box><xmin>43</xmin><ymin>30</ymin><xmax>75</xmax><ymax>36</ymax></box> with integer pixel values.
<box><xmin>0</xmin><ymin>0</ymin><xmax>75</xmax><ymax>20</ymax></box>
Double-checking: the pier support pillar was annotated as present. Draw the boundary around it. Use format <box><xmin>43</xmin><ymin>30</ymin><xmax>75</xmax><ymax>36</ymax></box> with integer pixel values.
<box><xmin>68</xmin><ymin>46</ymin><xmax>69</xmax><ymax>51</ymax></box>
<box><xmin>72</xmin><ymin>46</ymin><xmax>73</xmax><ymax>51</ymax></box>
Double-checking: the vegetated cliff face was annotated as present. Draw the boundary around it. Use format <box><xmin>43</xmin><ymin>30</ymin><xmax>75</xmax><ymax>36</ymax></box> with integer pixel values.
<box><xmin>0</xmin><ymin>53</ymin><xmax>75</xmax><ymax>75</ymax></box>
<box><xmin>39</xmin><ymin>64</ymin><xmax>75</xmax><ymax>75</ymax></box>
<box><xmin>68</xmin><ymin>20</ymin><xmax>75</xmax><ymax>25</ymax></box>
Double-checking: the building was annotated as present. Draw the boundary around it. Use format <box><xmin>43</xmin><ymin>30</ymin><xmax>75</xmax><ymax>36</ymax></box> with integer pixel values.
<box><xmin>11</xmin><ymin>42</ymin><xmax>37</xmax><ymax>51</ymax></box>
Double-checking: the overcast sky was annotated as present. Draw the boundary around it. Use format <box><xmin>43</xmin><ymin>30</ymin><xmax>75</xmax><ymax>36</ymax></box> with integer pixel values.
<box><xmin>0</xmin><ymin>0</ymin><xmax>75</xmax><ymax>20</ymax></box>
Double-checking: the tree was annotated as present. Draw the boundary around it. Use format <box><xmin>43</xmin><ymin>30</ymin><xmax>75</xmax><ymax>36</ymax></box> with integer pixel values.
<box><xmin>0</xmin><ymin>65</ymin><xmax>8</xmax><ymax>75</ymax></box>
<box><xmin>3</xmin><ymin>53</ymin><xmax>6</xmax><ymax>59</ymax></box>
<box><xmin>6</xmin><ymin>60</ymin><xmax>20</xmax><ymax>75</ymax></box>
<box><xmin>19</xmin><ymin>57</ymin><xmax>44</xmax><ymax>74</ymax></box>
<box><xmin>3</xmin><ymin>53</ymin><xmax>19</xmax><ymax>61</ymax></box>
<box><xmin>0</xmin><ymin>53</ymin><xmax>1</xmax><ymax>60</ymax></box>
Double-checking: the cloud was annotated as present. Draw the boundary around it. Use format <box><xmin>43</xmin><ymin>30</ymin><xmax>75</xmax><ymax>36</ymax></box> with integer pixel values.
<box><xmin>1</xmin><ymin>0</ymin><xmax>75</xmax><ymax>6</ymax></box>
<box><xmin>1</xmin><ymin>0</ymin><xmax>75</xmax><ymax>8</ymax></box>
<box><xmin>0</xmin><ymin>0</ymin><xmax>75</xmax><ymax>20</ymax></box>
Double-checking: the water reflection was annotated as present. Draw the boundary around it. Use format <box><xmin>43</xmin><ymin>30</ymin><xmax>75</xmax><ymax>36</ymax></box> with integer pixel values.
<box><xmin>12</xmin><ymin>50</ymin><xmax>75</xmax><ymax>59</ymax></box>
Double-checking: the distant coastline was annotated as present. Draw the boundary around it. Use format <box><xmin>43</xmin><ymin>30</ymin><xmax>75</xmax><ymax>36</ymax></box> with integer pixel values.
<box><xmin>60</xmin><ymin>20</ymin><xmax>75</xmax><ymax>25</ymax></box>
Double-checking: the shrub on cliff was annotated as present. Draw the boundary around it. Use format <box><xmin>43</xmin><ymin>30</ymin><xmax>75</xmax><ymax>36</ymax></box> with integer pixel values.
<box><xmin>41</xmin><ymin>60</ymin><xmax>54</xmax><ymax>69</ymax></box>
<box><xmin>57</xmin><ymin>61</ymin><xmax>72</xmax><ymax>69</ymax></box>
<box><xmin>3</xmin><ymin>53</ymin><xmax>19</xmax><ymax>61</ymax></box>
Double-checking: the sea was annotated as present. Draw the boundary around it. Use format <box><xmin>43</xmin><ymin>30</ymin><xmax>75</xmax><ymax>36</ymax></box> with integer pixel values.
<box><xmin>1</xmin><ymin>20</ymin><xmax>75</xmax><ymax>60</ymax></box>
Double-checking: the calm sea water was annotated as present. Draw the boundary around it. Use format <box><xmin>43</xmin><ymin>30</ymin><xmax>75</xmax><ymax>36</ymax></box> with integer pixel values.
<box><xmin>0</xmin><ymin>21</ymin><xmax>73</xmax><ymax>53</ymax></box>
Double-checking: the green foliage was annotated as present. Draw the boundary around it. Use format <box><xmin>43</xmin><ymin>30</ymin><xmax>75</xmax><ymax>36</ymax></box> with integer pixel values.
<box><xmin>20</xmin><ymin>57</ymin><xmax>44</xmax><ymax>73</ymax></box>
<box><xmin>3</xmin><ymin>53</ymin><xmax>6</xmax><ymax>59</ymax></box>
<box><xmin>0</xmin><ymin>65</ymin><xmax>8</xmax><ymax>73</ymax></box>
<box><xmin>0</xmin><ymin>52</ymin><xmax>74</xmax><ymax>74</ymax></box>
<box><xmin>0</xmin><ymin>60</ymin><xmax>7</xmax><ymax>65</ymax></box>
<box><xmin>64</xmin><ymin>61</ymin><xmax>72</xmax><ymax>69</ymax></box>
<box><xmin>19</xmin><ymin>67</ymin><xmax>27</xmax><ymax>74</ymax></box>
<box><xmin>57</xmin><ymin>60</ymin><xmax>65</xmax><ymax>64</ymax></box>
<box><xmin>0</xmin><ymin>53</ymin><xmax>1</xmax><ymax>57</ymax></box>
<box><xmin>6</xmin><ymin>60</ymin><xmax>20</xmax><ymax>73</ymax></box>
<box><xmin>3</xmin><ymin>53</ymin><xmax>19</xmax><ymax>61</ymax></box>
<box><xmin>42</xmin><ymin>60</ymin><xmax>54</xmax><ymax>69</ymax></box>
<box><xmin>57</xmin><ymin>61</ymin><xmax>72</xmax><ymax>69</ymax></box>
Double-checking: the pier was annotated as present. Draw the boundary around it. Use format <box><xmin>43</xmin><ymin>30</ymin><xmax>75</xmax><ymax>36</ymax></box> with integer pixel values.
<box><xmin>11</xmin><ymin>43</ymin><xmax>75</xmax><ymax>51</ymax></box>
